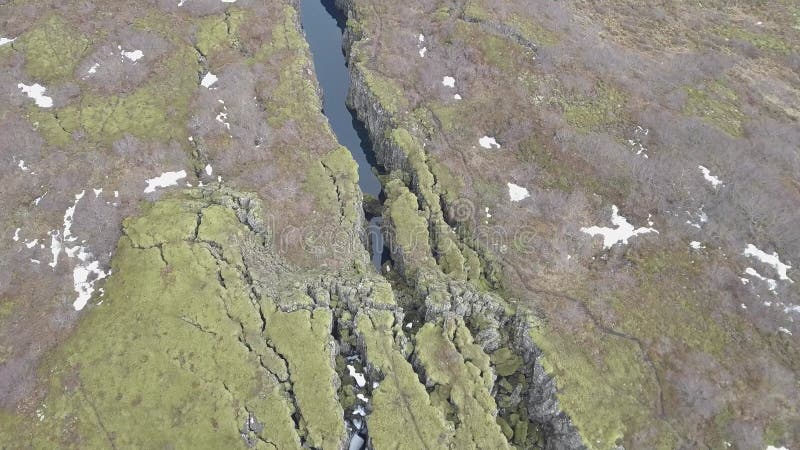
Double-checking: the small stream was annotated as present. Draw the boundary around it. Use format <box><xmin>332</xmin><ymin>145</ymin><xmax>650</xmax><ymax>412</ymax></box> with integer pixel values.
<box><xmin>299</xmin><ymin>0</ymin><xmax>386</xmax><ymax>273</ymax></box>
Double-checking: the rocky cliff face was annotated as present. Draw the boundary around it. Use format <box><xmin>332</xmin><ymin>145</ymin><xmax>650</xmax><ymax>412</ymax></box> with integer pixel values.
<box><xmin>337</xmin><ymin>1</ymin><xmax>585</xmax><ymax>447</ymax></box>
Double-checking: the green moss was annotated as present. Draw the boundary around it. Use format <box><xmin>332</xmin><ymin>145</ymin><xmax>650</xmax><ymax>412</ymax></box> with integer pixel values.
<box><xmin>254</xmin><ymin>6</ymin><xmax>320</xmax><ymax>130</ymax></box>
<box><xmin>464</xmin><ymin>1</ymin><xmax>559</xmax><ymax>46</ymax></box>
<box><xmin>16</xmin><ymin>16</ymin><xmax>89</xmax><ymax>82</ymax></box>
<box><xmin>262</xmin><ymin>305</ymin><xmax>345</xmax><ymax>449</ymax></box>
<box><xmin>30</xmin><ymin>44</ymin><xmax>199</xmax><ymax>146</ymax></box>
<box><xmin>684</xmin><ymin>81</ymin><xmax>744</xmax><ymax>136</ymax></box>
<box><xmin>715</xmin><ymin>25</ymin><xmax>792</xmax><ymax>54</ymax></box>
<box><xmin>123</xmin><ymin>199</ymin><xmax>199</xmax><ymax>248</ymax></box>
<box><xmin>528</xmin><ymin>313</ymin><xmax>664</xmax><ymax>449</ymax></box>
<box><xmin>195</xmin><ymin>9</ymin><xmax>247</xmax><ymax>57</ymax></box>
<box><xmin>563</xmin><ymin>84</ymin><xmax>628</xmax><ymax>132</ymax></box>
<box><xmin>355</xmin><ymin>311</ymin><xmax>454</xmax><ymax>448</ymax></box>
<box><xmin>383</xmin><ymin>179</ymin><xmax>436</xmax><ymax>274</ymax></box>
<box><xmin>454</xmin><ymin>22</ymin><xmax>528</xmax><ymax>73</ymax></box>
<box><xmin>360</xmin><ymin>66</ymin><xmax>408</xmax><ymax>115</ymax></box>
<box><xmin>0</xmin><ymin>195</ymin><xmax>311</xmax><ymax>448</ymax></box>
<box><xmin>490</xmin><ymin>347</ymin><xmax>523</xmax><ymax>377</ymax></box>
<box><xmin>415</xmin><ymin>322</ymin><xmax>511</xmax><ymax>449</ymax></box>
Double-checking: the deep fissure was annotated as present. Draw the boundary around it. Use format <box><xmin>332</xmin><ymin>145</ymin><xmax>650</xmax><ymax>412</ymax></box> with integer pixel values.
<box><xmin>299</xmin><ymin>0</ymin><xmax>388</xmax><ymax>273</ymax></box>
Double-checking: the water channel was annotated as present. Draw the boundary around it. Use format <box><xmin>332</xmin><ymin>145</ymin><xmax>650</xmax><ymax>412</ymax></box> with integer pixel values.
<box><xmin>299</xmin><ymin>0</ymin><xmax>386</xmax><ymax>272</ymax></box>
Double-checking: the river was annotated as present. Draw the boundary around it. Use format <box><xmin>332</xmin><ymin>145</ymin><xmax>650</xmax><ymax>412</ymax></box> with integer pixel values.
<box><xmin>299</xmin><ymin>0</ymin><xmax>386</xmax><ymax>272</ymax></box>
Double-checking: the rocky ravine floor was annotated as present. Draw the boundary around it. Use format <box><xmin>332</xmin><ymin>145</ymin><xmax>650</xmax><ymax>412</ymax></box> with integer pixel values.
<box><xmin>1</xmin><ymin>0</ymin><xmax>799</xmax><ymax>449</ymax></box>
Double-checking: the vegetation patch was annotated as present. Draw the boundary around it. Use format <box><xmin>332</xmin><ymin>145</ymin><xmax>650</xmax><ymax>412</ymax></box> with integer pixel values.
<box><xmin>562</xmin><ymin>84</ymin><xmax>628</xmax><ymax>132</ymax></box>
<box><xmin>684</xmin><ymin>80</ymin><xmax>744</xmax><ymax>136</ymax></box>
<box><xmin>16</xmin><ymin>16</ymin><xmax>90</xmax><ymax>82</ymax></box>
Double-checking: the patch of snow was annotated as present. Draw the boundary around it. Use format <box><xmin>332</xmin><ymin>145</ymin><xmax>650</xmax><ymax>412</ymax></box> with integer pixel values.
<box><xmin>419</xmin><ymin>34</ymin><xmax>425</xmax><ymax>42</ymax></box>
<box><xmin>743</xmin><ymin>244</ymin><xmax>793</xmax><ymax>282</ymax></box>
<box><xmin>114</xmin><ymin>190</ymin><xmax>119</xmax><ymax>198</ymax></box>
<box><xmin>33</xmin><ymin>192</ymin><xmax>47</xmax><ymax>206</ymax></box>
<box><xmin>31</xmin><ymin>259</ymin><xmax>40</xmax><ymax>265</ymax></box>
<box><xmin>205</xmin><ymin>164</ymin><xmax>213</xmax><ymax>176</ymax></box>
<box><xmin>93</xmin><ymin>188</ymin><xmax>103</xmax><ymax>197</ymax></box>
<box><xmin>25</xmin><ymin>239</ymin><xmax>39</xmax><ymax>249</ymax></box>
<box><xmin>685</xmin><ymin>206</ymin><xmax>709</xmax><ymax>229</ymax></box>
<box><xmin>201</xmin><ymin>72</ymin><xmax>218</xmax><ymax>88</ymax></box>
<box><xmin>372</xmin><ymin>382</ymin><xmax>379</xmax><ymax>389</ymax></box>
<box><xmin>0</xmin><ymin>37</ymin><xmax>16</xmax><ymax>46</ymax></box>
<box><xmin>777</xmin><ymin>327</ymin><xmax>792</xmax><ymax>336</ymax></box>
<box><xmin>87</xmin><ymin>63</ymin><xmax>100</xmax><ymax>74</ymax></box>
<box><xmin>454</xmin><ymin>94</ymin><xmax>462</xmax><ymax>100</ymax></box>
<box><xmin>419</xmin><ymin>47</ymin><xmax>427</xmax><ymax>57</ymax></box>
<box><xmin>72</xmin><ymin>260</ymin><xmax>108</xmax><ymax>311</ymax></box>
<box><xmin>347</xmin><ymin>365</ymin><xmax>366</xmax><ymax>388</ymax></box>
<box><xmin>581</xmin><ymin>205</ymin><xmax>658</xmax><ymax>249</ymax></box>
<box><xmin>121</xmin><ymin>49</ymin><xmax>144</xmax><ymax>62</ymax></box>
<box><xmin>744</xmin><ymin>267</ymin><xmax>777</xmax><ymax>292</ymax></box>
<box><xmin>689</xmin><ymin>241</ymin><xmax>704</xmax><ymax>250</ymax></box>
<box><xmin>353</xmin><ymin>405</ymin><xmax>366</xmax><ymax>416</ymax></box>
<box><xmin>62</xmin><ymin>190</ymin><xmax>85</xmax><ymax>243</ymax></box>
<box><xmin>18</xmin><ymin>160</ymin><xmax>30</xmax><ymax>171</ymax></box>
<box><xmin>442</xmin><ymin>76</ymin><xmax>455</xmax><ymax>88</ymax></box>
<box><xmin>507</xmin><ymin>183</ymin><xmax>530</xmax><ymax>202</ymax></box>
<box><xmin>741</xmin><ymin>278</ymin><xmax>749</xmax><ymax>285</ymax></box>
<box><xmin>47</xmin><ymin>231</ymin><xmax>61</xmax><ymax>268</ymax></box>
<box><xmin>12</xmin><ymin>228</ymin><xmax>21</xmax><ymax>242</ymax></box>
<box><xmin>17</xmin><ymin>83</ymin><xmax>53</xmax><ymax>108</ymax></box>
<box><xmin>698</xmin><ymin>165</ymin><xmax>723</xmax><ymax>188</ymax></box>
<box><xmin>767</xmin><ymin>446</ymin><xmax>789</xmax><ymax>450</ymax></box>
<box><xmin>485</xmin><ymin>207</ymin><xmax>491</xmax><ymax>218</ymax></box>
<box><xmin>405</xmin><ymin>322</ymin><xmax>412</xmax><ymax>328</ymax></box>
<box><xmin>144</xmin><ymin>170</ymin><xmax>187</xmax><ymax>193</ymax></box>
<box><xmin>479</xmin><ymin>136</ymin><xmax>500</xmax><ymax>149</ymax></box>
<box><xmin>356</xmin><ymin>393</ymin><xmax>369</xmax><ymax>402</ymax></box>
<box><xmin>215</xmin><ymin>111</ymin><xmax>231</xmax><ymax>130</ymax></box>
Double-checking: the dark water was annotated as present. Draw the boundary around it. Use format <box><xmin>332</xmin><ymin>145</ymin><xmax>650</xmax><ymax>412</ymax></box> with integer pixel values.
<box><xmin>299</xmin><ymin>0</ymin><xmax>386</xmax><ymax>271</ymax></box>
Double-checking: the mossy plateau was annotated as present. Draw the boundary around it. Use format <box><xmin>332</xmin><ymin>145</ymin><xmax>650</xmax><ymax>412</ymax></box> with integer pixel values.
<box><xmin>16</xmin><ymin>16</ymin><xmax>90</xmax><ymax>82</ymax></box>
<box><xmin>684</xmin><ymin>80</ymin><xmax>744</xmax><ymax>137</ymax></box>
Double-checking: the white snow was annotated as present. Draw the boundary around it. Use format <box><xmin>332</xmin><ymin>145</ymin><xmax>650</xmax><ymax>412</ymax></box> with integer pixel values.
<box><xmin>405</xmin><ymin>322</ymin><xmax>413</xmax><ymax>328</ymax></box>
<box><xmin>47</xmin><ymin>231</ymin><xmax>61</xmax><ymax>268</ymax></box>
<box><xmin>93</xmin><ymin>188</ymin><xmax>103</xmax><ymax>197</ymax></box>
<box><xmin>72</xmin><ymin>260</ymin><xmax>108</xmax><ymax>311</ymax></box>
<box><xmin>698</xmin><ymin>165</ymin><xmax>723</xmax><ymax>188</ymax></box>
<box><xmin>442</xmin><ymin>76</ymin><xmax>455</xmax><ymax>88</ymax></box>
<box><xmin>454</xmin><ymin>94</ymin><xmax>462</xmax><ymax>100</ymax></box>
<box><xmin>17</xmin><ymin>83</ymin><xmax>53</xmax><ymax>108</ymax></box>
<box><xmin>356</xmin><ymin>393</ymin><xmax>369</xmax><ymax>402</ymax></box>
<box><xmin>201</xmin><ymin>72</ymin><xmax>218</xmax><ymax>88</ymax></box>
<box><xmin>121</xmin><ymin>49</ymin><xmax>144</xmax><ymax>62</ymax></box>
<box><xmin>12</xmin><ymin>228</ymin><xmax>21</xmax><ymax>242</ymax></box>
<box><xmin>25</xmin><ymin>239</ymin><xmax>39</xmax><ymax>249</ymax></box>
<box><xmin>507</xmin><ymin>183</ymin><xmax>530</xmax><ymax>202</ymax></box>
<box><xmin>221</xmin><ymin>0</ymin><xmax>237</xmax><ymax>3</ymax></box>
<box><xmin>689</xmin><ymin>241</ymin><xmax>704</xmax><ymax>250</ymax></box>
<box><xmin>0</xmin><ymin>37</ymin><xmax>16</xmax><ymax>46</ymax></box>
<box><xmin>144</xmin><ymin>170</ymin><xmax>187</xmax><ymax>193</ymax></box>
<box><xmin>347</xmin><ymin>364</ymin><xmax>366</xmax><ymax>388</ymax></box>
<box><xmin>777</xmin><ymin>327</ymin><xmax>792</xmax><ymax>336</ymax></box>
<box><xmin>216</xmin><ymin>111</ymin><xmax>231</xmax><ymax>130</ymax></box>
<box><xmin>419</xmin><ymin>47</ymin><xmax>427</xmax><ymax>57</ymax></box>
<box><xmin>485</xmin><ymin>207</ymin><xmax>491</xmax><ymax>218</ymax></box>
<box><xmin>419</xmin><ymin>34</ymin><xmax>425</xmax><ymax>42</ymax></box>
<box><xmin>744</xmin><ymin>267</ymin><xmax>777</xmax><ymax>292</ymax></box>
<box><xmin>743</xmin><ymin>244</ymin><xmax>793</xmax><ymax>282</ymax></box>
<box><xmin>479</xmin><ymin>136</ymin><xmax>500</xmax><ymax>149</ymax></box>
<box><xmin>581</xmin><ymin>205</ymin><xmax>658</xmax><ymax>249</ymax></box>
<box><xmin>767</xmin><ymin>446</ymin><xmax>789</xmax><ymax>450</ymax></box>
<box><xmin>205</xmin><ymin>164</ymin><xmax>213</xmax><ymax>176</ymax></box>
<box><xmin>87</xmin><ymin>63</ymin><xmax>100</xmax><ymax>74</ymax></box>
<box><xmin>18</xmin><ymin>160</ymin><xmax>30</xmax><ymax>171</ymax></box>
